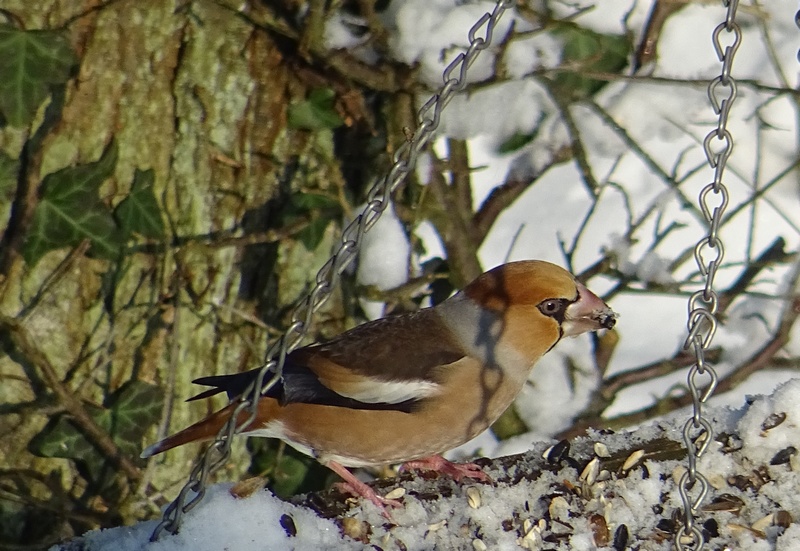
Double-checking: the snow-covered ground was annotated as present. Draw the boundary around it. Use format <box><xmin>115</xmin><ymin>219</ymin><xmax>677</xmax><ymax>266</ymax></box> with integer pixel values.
<box><xmin>58</xmin><ymin>0</ymin><xmax>800</xmax><ymax>549</ymax></box>
<box><xmin>58</xmin><ymin>379</ymin><xmax>800</xmax><ymax>550</ymax></box>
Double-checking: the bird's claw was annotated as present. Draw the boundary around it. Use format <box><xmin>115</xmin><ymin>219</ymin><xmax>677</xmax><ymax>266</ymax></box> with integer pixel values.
<box><xmin>400</xmin><ymin>454</ymin><xmax>493</xmax><ymax>483</ymax></box>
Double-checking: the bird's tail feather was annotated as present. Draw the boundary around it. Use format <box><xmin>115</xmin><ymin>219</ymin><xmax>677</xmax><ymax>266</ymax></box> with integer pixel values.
<box><xmin>141</xmin><ymin>402</ymin><xmax>252</xmax><ymax>458</ymax></box>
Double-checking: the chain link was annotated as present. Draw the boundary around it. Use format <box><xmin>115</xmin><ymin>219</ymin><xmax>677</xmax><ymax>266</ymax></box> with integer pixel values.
<box><xmin>675</xmin><ymin>1</ymin><xmax>740</xmax><ymax>549</ymax></box>
<box><xmin>796</xmin><ymin>6</ymin><xmax>800</xmax><ymax>62</ymax></box>
<box><xmin>150</xmin><ymin>0</ymin><xmax>515</xmax><ymax>540</ymax></box>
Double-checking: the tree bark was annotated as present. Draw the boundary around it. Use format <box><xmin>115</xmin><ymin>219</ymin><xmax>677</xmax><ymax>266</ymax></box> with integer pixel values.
<box><xmin>0</xmin><ymin>0</ymin><xmax>364</xmax><ymax>541</ymax></box>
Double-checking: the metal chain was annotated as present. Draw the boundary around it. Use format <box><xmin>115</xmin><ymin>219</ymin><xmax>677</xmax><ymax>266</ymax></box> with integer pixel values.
<box><xmin>675</xmin><ymin>1</ymin><xmax>740</xmax><ymax>550</ymax></box>
<box><xmin>796</xmin><ymin>5</ymin><xmax>800</xmax><ymax>62</ymax></box>
<box><xmin>150</xmin><ymin>0</ymin><xmax>516</xmax><ymax>540</ymax></box>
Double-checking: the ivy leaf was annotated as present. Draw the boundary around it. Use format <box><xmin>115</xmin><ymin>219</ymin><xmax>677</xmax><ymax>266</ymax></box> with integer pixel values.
<box><xmin>104</xmin><ymin>380</ymin><xmax>164</xmax><ymax>457</ymax></box>
<box><xmin>115</xmin><ymin>168</ymin><xmax>165</xmax><ymax>240</ymax></box>
<box><xmin>552</xmin><ymin>23</ymin><xmax>630</xmax><ymax>100</ymax></box>
<box><xmin>248</xmin><ymin>441</ymin><xmax>331</xmax><ymax>499</ymax></box>
<box><xmin>28</xmin><ymin>403</ymin><xmax>108</xmax><ymax>462</ymax></box>
<box><xmin>290</xmin><ymin>192</ymin><xmax>338</xmax><ymax>211</ymax></box>
<box><xmin>28</xmin><ymin>380</ymin><xmax>164</xmax><ymax>489</ymax></box>
<box><xmin>0</xmin><ymin>25</ymin><xmax>78</xmax><ymax>127</ymax></box>
<box><xmin>283</xmin><ymin>192</ymin><xmax>340</xmax><ymax>251</ymax></box>
<box><xmin>496</xmin><ymin>111</ymin><xmax>547</xmax><ymax>154</ymax></box>
<box><xmin>287</xmin><ymin>88</ymin><xmax>344</xmax><ymax>130</ymax></box>
<box><xmin>297</xmin><ymin>216</ymin><xmax>330</xmax><ymax>251</ymax></box>
<box><xmin>23</xmin><ymin>141</ymin><xmax>123</xmax><ymax>266</ymax></box>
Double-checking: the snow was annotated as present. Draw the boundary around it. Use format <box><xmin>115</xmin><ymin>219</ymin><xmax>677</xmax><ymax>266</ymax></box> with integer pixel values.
<box><xmin>56</xmin><ymin>0</ymin><xmax>800</xmax><ymax>549</ymax></box>
<box><xmin>67</xmin><ymin>484</ymin><xmax>352</xmax><ymax>551</ymax></box>
<box><xmin>353</xmin><ymin>201</ymin><xmax>411</xmax><ymax>319</ymax></box>
<box><xmin>55</xmin><ymin>379</ymin><xmax>800</xmax><ymax>550</ymax></box>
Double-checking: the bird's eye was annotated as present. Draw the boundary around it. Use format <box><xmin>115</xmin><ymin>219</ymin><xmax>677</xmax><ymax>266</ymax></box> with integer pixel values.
<box><xmin>538</xmin><ymin>298</ymin><xmax>567</xmax><ymax>318</ymax></box>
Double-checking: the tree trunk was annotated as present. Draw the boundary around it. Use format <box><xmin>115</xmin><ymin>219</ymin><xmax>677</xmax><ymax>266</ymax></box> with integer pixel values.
<box><xmin>0</xmin><ymin>0</ymin><xmax>383</xmax><ymax>543</ymax></box>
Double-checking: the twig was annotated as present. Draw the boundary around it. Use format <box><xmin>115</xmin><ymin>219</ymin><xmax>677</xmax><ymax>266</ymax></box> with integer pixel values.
<box><xmin>563</xmin><ymin>239</ymin><xmax>795</xmax><ymax>437</ymax></box>
<box><xmin>215</xmin><ymin>0</ymin><xmax>406</xmax><ymax>93</ymax></box>
<box><xmin>560</xmin><ymin>255</ymin><xmax>800</xmax><ymax>439</ymax></box>
<box><xmin>632</xmin><ymin>1</ymin><xmax>686</xmax><ymax>72</ymax></box>
<box><xmin>473</xmin><ymin>146</ymin><xmax>571</xmax><ymax>238</ymax></box>
<box><xmin>427</xmin><ymin>147</ymin><xmax>482</xmax><ymax>286</ymax></box>
<box><xmin>541</xmin><ymin>80</ymin><xmax>600</xmax><ymax>197</ymax></box>
<box><xmin>0</xmin><ymin>317</ymin><xmax>142</xmax><ymax>483</ymax></box>
<box><xmin>0</xmin><ymin>88</ymin><xmax>67</xmax><ymax>287</ymax></box>
<box><xmin>17</xmin><ymin>241</ymin><xmax>91</xmax><ymax>321</ymax></box>
<box><xmin>584</xmin><ymin>100</ymin><xmax>704</xmax><ymax>226</ymax></box>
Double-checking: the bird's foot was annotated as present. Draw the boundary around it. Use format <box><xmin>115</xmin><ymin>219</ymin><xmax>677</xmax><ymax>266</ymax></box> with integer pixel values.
<box><xmin>400</xmin><ymin>454</ymin><xmax>492</xmax><ymax>483</ymax></box>
<box><xmin>327</xmin><ymin>461</ymin><xmax>401</xmax><ymax>521</ymax></box>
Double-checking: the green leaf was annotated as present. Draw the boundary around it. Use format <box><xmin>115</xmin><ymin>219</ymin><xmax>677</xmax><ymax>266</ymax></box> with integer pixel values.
<box><xmin>29</xmin><ymin>403</ymin><xmax>108</xmax><ymax>462</ymax></box>
<box><xmin>490</xmin><ymin>405</ymin><xmax>529</xmax><ymax>440</ymax></box>
<box><xmin>268</xmin><ymin>452</ymin><xmax>312</xmax><ymax>498</ymax></box>
<box><xmin>28</xmin><ymin>380</ymin><xmax>164</xmax><ymax>489</ymax></box>
<box><xmin>115</xmin><ymin>169</ymin><xmax>165</xmax><ymax>240</ymax></box>
<box><xmin>552</xmin><ymin>23</ymin><xmax>630</xmax><ymax>100</ymax></box>
<box><xmin>287</xmin><ymin>88</ymin><xmax>344</xmax><ymax>130</ymax></box>
<box><xmin>297</xmin><ymin>215</ymin><xmax>330</xmax><ymax>251</ymax></box>
<box><xmin>105</xmin><ymin>380</ymin><xmax>164</xmax><ymax>457</ymax></box>
<box><xmin>497</xmin><ymin>131</ymin><xmax>537</xmax><ymax>154</ymax></box>
<box><xmin>283</xmin><ymin>192</ymin><xmax>340</xmax><ymax>251</ymax></box>
<box><xmin>248</xmin><ymin>441</ymin><xmax>325</xmax><ymax>499</ymax></box>
<box><xmin>23</xmin><ymin>141</ymin><xmax>124</xmax><ymax>266</ymax></box>
<box><xmin>290</xmin><ymin>192</ymin><xmax>338</xmax><ymax>211</ymax></box>
<box><xmin>0</xmin><ymin>25</ymin><xmax>78</xmax><ymax>127</ymax></box>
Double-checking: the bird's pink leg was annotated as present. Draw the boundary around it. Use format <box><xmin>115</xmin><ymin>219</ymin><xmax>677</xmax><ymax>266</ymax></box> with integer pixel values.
<box><xmin>400</xmin><ymin>454</ymin><xmax>492</xmax><ymax>483</ymax></box>
<box><xmin>326</xmin><ymin>460</ymin><xmax>402</xmax><ymax>520</ymax></box>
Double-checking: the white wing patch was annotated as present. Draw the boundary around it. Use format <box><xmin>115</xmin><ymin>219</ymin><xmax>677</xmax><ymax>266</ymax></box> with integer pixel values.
<box><xmin>336</xmin><ymin>377</ymin><xmax>442</xmax><ymax>404</ymax></box>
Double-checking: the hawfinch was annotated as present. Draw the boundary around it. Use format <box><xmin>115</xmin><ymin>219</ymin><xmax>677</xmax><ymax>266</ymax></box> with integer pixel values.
<box><xmin>142</xmin><ymin>260</ymin><xmax>616</xmax><ymax>515</ymax></box>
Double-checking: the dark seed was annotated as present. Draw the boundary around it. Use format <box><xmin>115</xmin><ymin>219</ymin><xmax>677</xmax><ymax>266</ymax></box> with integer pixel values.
<box><xmin>727</xmin><ymin>474</ymin><xmax>752</xmax><ymax>491</ymax></box>
<box><xmin>655</xmin><ymin>518</ymin><xmax>675</xmax><ymax>534</ymax></box>
<box><xmin>501</xmin><ymin>519</ymin><xmax>514</xmax><ymax>532</ymax></box>
<box><xmin>761</xmin><ymin>412</ymin><xmax>787</xmax><ymax>432</ymax></box>
<box><xmin>547</xmin><ymin>440</ymin><xmax>571</xmax><ymax>464</ymax></box>
<box><xmin>774</xmin><ymin>510</ymin><xmax>793</xmax><ymax>528</ymax></box>
<box><xmin>702</xmin><ymin>493</ymin><xmax>745</xmax><ymax>513</ymax></box>
<box><xmin>718</xmin><ymin>432</ymin><xmax>744</xmax><ymax>453</ymax></box>
<box><xmin>613</xmin><ymin>524</ymin><xmax>629</xmax><ymax>550</ymax></box>
<box><xmin>702</xmin><ymin>518</ymin><xmax>719</xmax><ymax>539</ymax></box>
<box><xmin>754</xmin><ymin>465</ymin><xmax>771</xmax><ymax>485</ymax></box>
<box><xmin>770</xmin><ymin>446</ymin><xmax>797</xmax><ymax>465</ymax></box>
<box><xmin>279</xmin><ymin>514</ymin><xmax>297</xmax><ymax>537</ymax></box>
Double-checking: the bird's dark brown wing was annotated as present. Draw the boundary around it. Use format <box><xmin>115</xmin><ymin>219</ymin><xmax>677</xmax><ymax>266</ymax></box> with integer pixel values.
<box><xmin>190</xmin><ymin>308</ymin><xmax>466</xmax><ymax>412</ymax></box>
<box><xmin>297</xmin><ymin>308</ymin><xmax>465</xmax><ymax>383</ymax></box>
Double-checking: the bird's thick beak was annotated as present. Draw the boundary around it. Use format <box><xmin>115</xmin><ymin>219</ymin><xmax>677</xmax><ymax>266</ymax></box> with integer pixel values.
<box><xmin>562</xmin><ymin>282</ymin><xmax>617</xmax><ymax>337</ymax></box>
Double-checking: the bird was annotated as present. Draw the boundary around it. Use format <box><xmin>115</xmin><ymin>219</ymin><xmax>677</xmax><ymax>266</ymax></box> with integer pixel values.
<box><xmin>141</xmin><ymin>260</ymin><xmax>616</xmax><ymax>517</ymax></box>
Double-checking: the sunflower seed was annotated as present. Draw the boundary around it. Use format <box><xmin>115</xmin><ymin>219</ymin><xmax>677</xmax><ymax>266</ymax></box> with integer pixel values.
<box><xmin>594</xmin><ymin>442</ymin><xmax>611</xmax><ymax>458</ymax></box>
<box><xmin>622</xmin><ymin>449</ymin><xmax>645</xmax><ymax>471</ymax></box>
<box><xmin>761</xmin><ymin>412</ymin><xmax>787</xmax><ymax>432</ymax></box>
<box><xmin>466</xmin><ymin>486</ymin><xmax>481</xmax><ymax>509</ymax></box>
<box><xmin>580</xmin><ymin>458</ymin><xmax>600</xmax><ymax>486</ymax></box>
<box><xmin>384</xmin><ymin>487</ymin><xmax>406</xmax><ymax>500</ymax></box>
